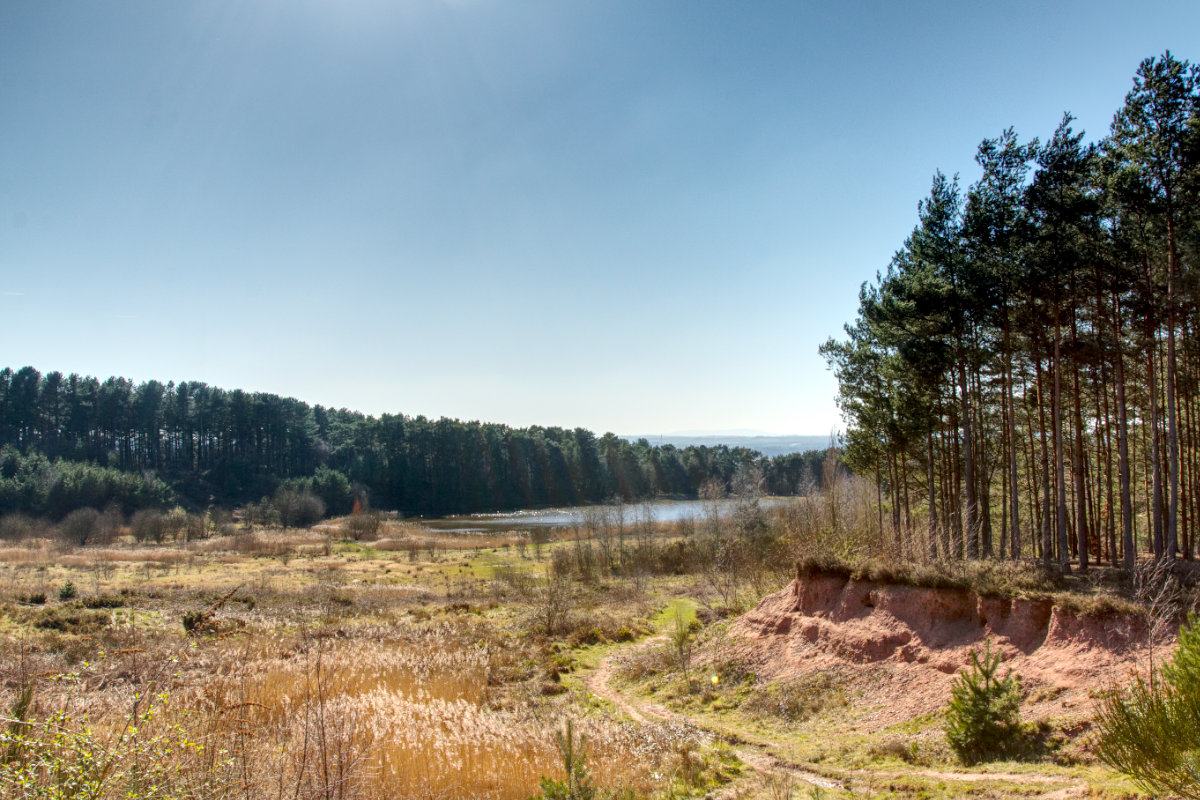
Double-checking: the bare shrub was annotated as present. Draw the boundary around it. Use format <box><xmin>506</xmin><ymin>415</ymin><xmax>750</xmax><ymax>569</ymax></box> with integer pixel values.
<box><xmin>239</xmin><ymin>497</ymin><xmax>280</xmax><ymax>529</ymax></box>
<box><xmin>96</xmin><ymin>504</ymin><xmax>124</xmax><ymax>544</ymax></box>
<box><xmin>775</xmin><ymin>472</ymin><xmax>882</xmax><ymax>565</ymax></box>
<box><xmin>207</xmin><ymin>507</ymin><xmax>236</xmax><ymax>536</ymax></box>
<box><xmin>274</xmin><ymin>488</ymin><xmax>326</xmax><ymax>529</ymax></box>
<box><xmin>0</xmin><ymin>513</ymin><xmax>52</xmax><ymax>542</ymax></box>
<box><xmin>193</xmin><ymin>530</ymin><xmax>329</xmax><ymax>557</ymax></box>
<box><xmin>130</xmin><ymin>509</ymin><xmax>167</xmax><ymax>543</ymax></box>
<box><xmin>532</xmin><ymin>571</ymin><xmax>577</xmax><ymax>636</ymax></box>
<box><xmin>343</xmin><ymin>511</ymin><xmax>382</xmax><ymax>541</ymax></box>
<box><xmin>493</xmin><ymin>565</ymin><xmax>536</xmax><ymax>600</ymax></box>
<box><xmin>58</xmin><ymin>507</ymin><xmax>101</xmax><ymax>547</ymax></box>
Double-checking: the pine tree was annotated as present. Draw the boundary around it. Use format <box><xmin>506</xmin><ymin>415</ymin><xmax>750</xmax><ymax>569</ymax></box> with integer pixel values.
<box><xmin>531</xmin><ymin>719</ymin><xmax>597</xmax><ymax>800</ymax></box>
<box><xmin>1095</xmin><ymin>615</ymin><xmax>1200</xmax><ymax>798</ymax></box>
<box><xmin>944</xmin><ymin>639</ymin><xmax>1023</xmax><ymax>764</ymax></box>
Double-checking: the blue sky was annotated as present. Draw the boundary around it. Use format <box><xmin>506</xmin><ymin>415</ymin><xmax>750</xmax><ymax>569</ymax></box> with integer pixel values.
<box><xmin>2</xmin><ymin>1</ymin><xmax>1197</xmax><ymax>436</ymax></box>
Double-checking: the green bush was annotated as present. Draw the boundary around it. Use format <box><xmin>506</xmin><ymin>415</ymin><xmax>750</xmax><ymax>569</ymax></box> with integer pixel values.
<box><xmin>57</xmin><ymin>581</ymin><xmax>77</xmax><ymax>601</ymax></box>
<box><xmin>530</xmin><ymin>720</ymin><xmax>596</xmax><ymax>800</ymax></box>
<box><xmin>0</xmin><ymin>690</ymin><xmax>224</xmax><ymax>799</ymax></box>
<box><xmin>944</xmin><ymin>639</ymin><xmax>1023</xmax><ymax>764</ymax></box>
<box><xmin>1095</xmin><ymin>614</ymin><xmax>1200</xmax><ymax>798</ymax></box>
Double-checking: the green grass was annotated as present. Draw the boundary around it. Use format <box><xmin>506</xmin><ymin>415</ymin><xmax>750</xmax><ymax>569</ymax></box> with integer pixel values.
<box><xmin>652</xmin><ymin>597</ymin><xmax>699</xmax><ymax>630</ymax></box>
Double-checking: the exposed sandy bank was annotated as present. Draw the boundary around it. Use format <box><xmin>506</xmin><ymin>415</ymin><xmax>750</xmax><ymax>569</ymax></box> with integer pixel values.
<box><xmin>721</xmin><ymin>570</ymin><xmax>1156</xmax><ymax>727</ymax></box>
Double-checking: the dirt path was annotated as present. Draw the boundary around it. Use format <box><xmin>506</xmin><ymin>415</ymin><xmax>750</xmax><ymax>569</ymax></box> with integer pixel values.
<box><xmin>583</xmin><ymin>631</ymin><xmax>1089</xmax><ymax>799</ymax></box>
<box><xmin>585</xmin><ymin>633</ymin><xmax>844</xmax><ymax>795</ymax></box>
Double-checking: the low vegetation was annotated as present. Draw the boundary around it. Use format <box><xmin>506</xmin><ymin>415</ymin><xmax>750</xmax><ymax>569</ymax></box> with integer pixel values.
<box><xmin>0</xmin><ymin>466</ymin><xmax>1195</xmax><ymax>799</ymax></box>
<box><xmin>1095</xmin><ymin>614</ymin><xmax>1200</xmax><ymax>798</ymax></box>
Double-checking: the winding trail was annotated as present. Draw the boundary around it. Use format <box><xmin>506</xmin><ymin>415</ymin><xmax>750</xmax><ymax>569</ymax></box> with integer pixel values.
<box><xmin>582</xmin><ymin>629</ymin><xmax>1090</xmax><ymax>798</ymax></box>
<box><xmin>584</xmin><ymin>632</ymin><xmax>848</xmax><ymax>796</ymax></box>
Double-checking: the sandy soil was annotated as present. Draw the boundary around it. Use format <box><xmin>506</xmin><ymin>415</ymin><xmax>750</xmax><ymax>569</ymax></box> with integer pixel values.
<box><xmin>723</xmin><ymin>573</ymin><xmax>1156</xmax><ymax>730</ymax></box>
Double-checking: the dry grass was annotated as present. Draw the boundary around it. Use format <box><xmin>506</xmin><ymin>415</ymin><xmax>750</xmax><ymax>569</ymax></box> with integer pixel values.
<box><xmin>195</xmin><ymin>530</ymin><xmax>331</xmax><ymax>557</ymax></box>
<box><xmin>0</xmin><ymin>522</ymin><xmax>717</xmax><ymax>800</ymax></box>
<box><xmin>0</xmin><ymin>538</ymin><xmax>64</xmax><ymax>565</ymax></box>
<box><xmin>1</xmin><ymin>618</ymin><xmax>698</xmax><ymax>800</ymax></box>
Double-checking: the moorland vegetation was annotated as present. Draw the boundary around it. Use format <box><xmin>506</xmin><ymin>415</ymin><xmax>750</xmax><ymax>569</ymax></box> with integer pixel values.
<box><xmin>4</xmin><ymin>51</ymin><xmax>1200</xmax><ymax>800</ymax></box>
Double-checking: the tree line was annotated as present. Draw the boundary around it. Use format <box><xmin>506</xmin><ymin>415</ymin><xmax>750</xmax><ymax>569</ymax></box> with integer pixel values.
<box><xmin>822</xmin><ymin>52</ymin><xmax>1200</xmax><ymax>572</ymax></box>
<box><xmin>0</xmin><ymin>366</ymin><xmax>828</xmax><ymax>520</ymax></box>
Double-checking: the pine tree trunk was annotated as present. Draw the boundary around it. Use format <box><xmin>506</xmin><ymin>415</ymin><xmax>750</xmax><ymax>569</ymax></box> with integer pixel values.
<box><xmin>1166</xmin><ymin>210</ymin><xmax>1180</xmax><ymax>558</ymax></box>
<box><xmin>1054</xmin><ymin>302</ymin><xmax>1071</xmax><ymax>574</ymax></box>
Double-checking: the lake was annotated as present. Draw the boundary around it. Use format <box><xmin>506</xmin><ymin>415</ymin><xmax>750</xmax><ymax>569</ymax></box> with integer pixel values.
<box><xmin>418</xmin><ymin>497</ymin><xmax>794</xmax><ymax>533</ymax></box>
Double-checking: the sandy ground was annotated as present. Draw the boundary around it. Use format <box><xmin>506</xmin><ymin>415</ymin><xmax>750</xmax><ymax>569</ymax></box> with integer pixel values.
<box><xmin>724</xmin><ymin>574</ymin><xmax>1155</xmax><ymax>730</ymax></box>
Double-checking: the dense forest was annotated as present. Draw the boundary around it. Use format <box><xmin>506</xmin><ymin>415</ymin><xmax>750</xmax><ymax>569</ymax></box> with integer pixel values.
<box><xmin>0</xmin><ymin>366</ymin><xmax>827</xmax><ymax>520</ymax></box>
<box><xmin>823</xmin><ymin>53</ymin><xmax>1200</xmax><ymax>571</ymax></box>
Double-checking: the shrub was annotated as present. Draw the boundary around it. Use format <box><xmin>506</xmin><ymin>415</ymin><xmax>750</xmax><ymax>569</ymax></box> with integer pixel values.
<box><xmin>344</xmin><ymin>511</ymin><xmax>382</xmax><ymax>541</ymax></box>
<box><xmin>59</xmin><ymin>507</ymin><xmax>101</xmax><ymax>546</ymax></box>
<box><xmin>944</xmin><ymin>639</ymin><xmax>1023</xmax><ymax>764</ymax></box>
<box><xmin>531</xmin><ymin>719</ymin><xmax>596</xmax><ymax>800</ymax></box>
<box><xmin>0</xmin><ymin>691</ymin><xmax>220</xmax><ymax>799</ymax></box>
<box><xmin>130</xmin><ymin>509</ymin><xmax>167</xmax><ymax>543</ymax></box>
<box><xmin>0</xmin><ymin>512</ymin><xmax>50</xmax><ymax>541</ymax></box>
<box><xmin>182</xmin><ymin>609</ymin><xmax>210</xmax><ymax>634</ymax></box>
<box><xmin>58</xmin><ymin>580</ymin><xmax>77</xmax><ymax>601</ymax></box>
<box><xmin>274</xmin><ymin>488</ymin><xmax>326</xmax><ymax>528</ymax></box>
<box><xmin>31</xmin><ymin>607</ymin><xmax>109</xmax><ymax>633</ymax></box>
<box><xmin>83</xmin><ymin>593</ymin><xmax>126</xmax><ymax>609</ymax></box>
<box><xmin>1094</xmin><ymin>614</ymin><xmax>1200</xmax><ymax>798</ymax></box>
<box><xmin>742</xmin><ymin>673</ymin><xmax>846</xmax><ymax>723</ymax></box>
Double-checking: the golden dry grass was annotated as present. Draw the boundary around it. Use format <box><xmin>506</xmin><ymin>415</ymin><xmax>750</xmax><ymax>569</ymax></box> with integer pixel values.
<box><xmin>1</xmin><ymin>620</ymin><xmax>699</xmax><ymax>800</ymax></box>
<box><xmin>0</xmin><ymin>524</ymin><xmax>708</xmax><ymax>800</ymax></box>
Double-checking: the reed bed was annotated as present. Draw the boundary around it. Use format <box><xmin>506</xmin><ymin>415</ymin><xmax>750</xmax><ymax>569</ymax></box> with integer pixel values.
<box><xmin>0</xmin><ymin>538</ymin><xmax>66</xmax><ymax>565</ymax></box>
<box><xmin>1</xmin><ymin>623</ymin><xmax>697</xmax><ymax>800</ymax></box>
<box><xmin>59</xmin><ymin>546</ymin><xmax>194</xmax><ymax>566</ymax></box>
<box><xmin>374</xmin><ymin>532</ymin><xmax>528</xmax><ymax>552</ymax></box>
<box><xmin>195</xmin><ymin>530</ymin><xmax>331</xmax><ymax>557</ymax></box>
<box><xmin>0</xmin><ymin>541</ymin><xmax>198</xmax><ymax>568</ymax></box>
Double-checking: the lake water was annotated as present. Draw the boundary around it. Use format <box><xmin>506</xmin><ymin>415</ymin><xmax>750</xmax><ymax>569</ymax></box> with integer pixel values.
<box><xmin>419</xmin><ymin>497</ymin><xmax>793</xmax><ymax>533</ymax></box>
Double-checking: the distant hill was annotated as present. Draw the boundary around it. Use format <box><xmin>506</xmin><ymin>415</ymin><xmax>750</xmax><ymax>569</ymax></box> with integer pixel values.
<box><xmin>621</xmin><ymin>434</ymin><xmax>837</xmax><ymax>459</ymax></box>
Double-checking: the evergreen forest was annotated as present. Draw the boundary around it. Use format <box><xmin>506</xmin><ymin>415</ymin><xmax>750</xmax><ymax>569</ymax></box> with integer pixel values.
<box><xmin>823</xmin><ymin>52</ymin><xmax>1200</xmax><ymax>572</ymax></box>
<box><xmin>0</xmin><ymin>365</ymin><xmax>825</xmax><ymax>520</ymax></box>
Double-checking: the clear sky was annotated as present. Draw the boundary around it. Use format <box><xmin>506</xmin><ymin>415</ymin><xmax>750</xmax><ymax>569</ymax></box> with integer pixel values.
<box><xmin>2</xmin><ymin>1</ymin><xmax>1197</xmax><ymax>437</ymax></box>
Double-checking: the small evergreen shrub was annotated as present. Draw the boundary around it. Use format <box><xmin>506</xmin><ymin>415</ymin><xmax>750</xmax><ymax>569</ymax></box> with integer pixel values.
<box><xmin>530</xmin><ymin>719</ymin><xmax>596</xmax><ymax>800</ymax></box>
<box><xmin>58</xmin><ymin>580</ymin><xmax>77</xmax><ymax>601</ymax></box>
<box><xmin>944</xmin><ymin>639</ymin><xmax>1023</xmax><ymax>764</ymax></box>
<box><xmin>1095</xmin><ymin>614</ymin><xmax>1200</xmax><ymax>798</ymax></box>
